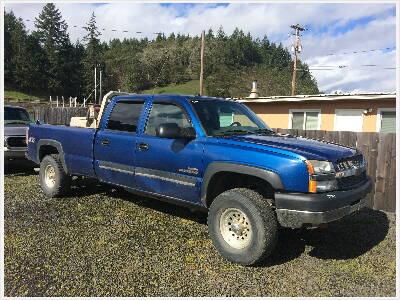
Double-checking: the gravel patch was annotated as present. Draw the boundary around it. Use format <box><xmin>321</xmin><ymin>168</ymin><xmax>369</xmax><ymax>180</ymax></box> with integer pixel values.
<box><xmin>4</xmin><ymin>163</ymin><xmax>396</xmax><ymax>297</ymax></box>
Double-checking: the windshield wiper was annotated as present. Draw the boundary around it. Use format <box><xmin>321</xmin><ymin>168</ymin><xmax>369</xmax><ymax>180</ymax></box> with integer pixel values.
<box><xmin>214</xmin><ymin>129</ymin><xmax>254</xmax><ymax>136</ymax></box>
<box><xmin>254</xmin><ymin>128</ymin><xmax>276</xmax><ymax>135</ymax></box>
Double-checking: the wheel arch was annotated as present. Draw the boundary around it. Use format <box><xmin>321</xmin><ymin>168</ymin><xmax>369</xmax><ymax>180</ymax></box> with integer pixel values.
<box><xmin>201</xmin><ymin>162</ymin><xmax>284</xmax><ymax>207</ymax></box>
<box><xmin>37</xmin><ymin>139</ymin><xmax>68</xmax><ymax>173</ymax></box>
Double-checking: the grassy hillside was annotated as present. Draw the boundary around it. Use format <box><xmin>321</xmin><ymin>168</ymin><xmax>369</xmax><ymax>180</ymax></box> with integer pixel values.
<box><xmin>140</xmin><ymin>80</ymin><xmax>202</xmax><ymax>95</ymax></box>
<box><xmin>4</xmin><ymin>90</ymin><xmax>45</xmax><ymax>101</ymax></box>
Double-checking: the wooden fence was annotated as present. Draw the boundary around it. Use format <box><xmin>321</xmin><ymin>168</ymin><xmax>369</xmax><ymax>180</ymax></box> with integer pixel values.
<box><xmin>29</xmin><ymin>106</ymin><xmax>395</xmax><ymax>212</ymax></box>
<box><xmin>32</xmin><ymin>107</ymin><xmax>88</xmax><ymax>126</ymax></box>
<box><xmin>272</xmin><ymin>128</ymin><xmax>396</xmax><ymax>212</ymax></box>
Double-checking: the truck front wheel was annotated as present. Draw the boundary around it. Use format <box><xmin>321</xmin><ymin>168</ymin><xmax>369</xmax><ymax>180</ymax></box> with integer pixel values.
<box><xmin>207</xmin><ymin>188</ymin><xmax>278</xmax><ymax>266</ymax></box>
<box><xmin>39</xmin><ymin>154</ymin><xmax>71</xmax><ymax>198</ymax></box>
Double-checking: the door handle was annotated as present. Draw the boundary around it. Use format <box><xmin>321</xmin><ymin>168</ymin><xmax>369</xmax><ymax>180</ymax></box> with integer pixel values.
<box><xmin>138</xmin><ymin>143</ymin><xmax>149</xmax><ymax>151</ymax></box>
<box><xmin>101</xmin><ymin>139</ymin><xmax>110</xmax><ymax>146</ymax></box>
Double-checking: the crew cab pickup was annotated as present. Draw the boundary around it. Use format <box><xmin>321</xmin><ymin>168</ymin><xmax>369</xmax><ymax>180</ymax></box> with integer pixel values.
<box><xmin>26</xmin><ymin>92</ymin><xmax>372</xmax><ymax>265</ymax></box>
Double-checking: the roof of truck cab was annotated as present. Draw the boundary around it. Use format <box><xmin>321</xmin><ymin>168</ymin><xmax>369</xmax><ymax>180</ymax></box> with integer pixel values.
<box><xmin>113</xmin><ymin>94</ymin><xmax>234</xmax><ymax>102</ymax></box>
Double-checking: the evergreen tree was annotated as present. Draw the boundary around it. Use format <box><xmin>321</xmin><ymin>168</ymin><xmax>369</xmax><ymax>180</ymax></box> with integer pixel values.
<box><xmin>4</xmin><ymin>10</ymin><xmax>16</xmax><ymax>84</ymax></box>
<box><xmin>34</xmin><ymin>3</ymin><xmax>73</xmax><ymax>95</ymax></box>
<box><xmin>83</xmin><ymin>12</ymin><xmax>103</xmax><ymax>101</ymax></box>
<box><xmin>4</xmin><ymin>10</ymin><xmax>47</xmax><ymax>92</ymax></box>
<box><xmin>5</xmin><ymin>15</ymin><xmax>321</xmax><ymax>99</ymax></box>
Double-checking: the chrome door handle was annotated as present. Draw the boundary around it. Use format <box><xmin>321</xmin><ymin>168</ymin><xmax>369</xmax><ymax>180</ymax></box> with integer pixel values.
<box><xmin>138</xmin><ymin>143</ymin><xmax>149</xmax><ymax>151</ymax></box>
<box><xmin>101</xmin><ymin>139</ymin><xmax>110</xmax><ymax>146</ymax></box>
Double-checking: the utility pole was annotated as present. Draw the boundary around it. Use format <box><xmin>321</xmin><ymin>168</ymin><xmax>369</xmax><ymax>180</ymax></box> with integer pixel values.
<box><xmin>94</xmin><ymin>67</ymin><xmax>97</xmax><ymax>104</ymax></box>
<box><xmin>99</xmin><ymin>70</ymin><xmax>102</xmax><ymax>103</ymax></box>
<box><xmin>199</xmin><ymin>30</ymin><xmax>205</xmax><ymax>96</ymax></box>
<box><xmin>290</xmin><ymin>24</ymin><xmax>305</xmax><ymax>96</ymax></box>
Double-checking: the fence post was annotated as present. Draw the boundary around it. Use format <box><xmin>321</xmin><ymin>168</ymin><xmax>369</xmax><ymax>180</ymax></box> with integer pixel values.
<box><xmin>62</xmin><ymin>96</ymin><xmax>65</xmax><ymax>107</ymax></box>
<box><xmin>49</xmin><ymin>96</ymin><xmax>52</xmax><ymax>107</ymax></box>
<box><xmin>56</xmin><ymin>96</ymin><xmax>59</xmax><ymax>107</ymax></box>
<box><xmin>74</xmin><ymin>97</ymin><xmax>77</xmax><ymax>107</ymax></box>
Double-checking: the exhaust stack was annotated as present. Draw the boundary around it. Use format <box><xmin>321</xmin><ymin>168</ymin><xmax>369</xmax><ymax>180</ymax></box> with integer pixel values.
<box><xmin>249</xmin><ymin>80</ymin><xmax>259</xmax><ymax>98</ymax></box>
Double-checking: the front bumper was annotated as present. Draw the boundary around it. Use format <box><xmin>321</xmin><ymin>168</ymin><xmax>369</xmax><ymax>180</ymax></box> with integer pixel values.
<box><xmin>4</xmin><ymin>148</ymin><xmax>27</xmax><ymax>159</ymax></box>
<box><xmin>275</xmin><ymin>178</ymin><xmax>372</xmax><ymax>228</ymax></box>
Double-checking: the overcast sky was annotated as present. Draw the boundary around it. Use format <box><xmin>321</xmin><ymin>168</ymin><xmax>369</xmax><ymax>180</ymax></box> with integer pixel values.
<box><xmin>5</xmin><ymin>2</ymin><xmax>397</xmax><ymax>94</ymax></box>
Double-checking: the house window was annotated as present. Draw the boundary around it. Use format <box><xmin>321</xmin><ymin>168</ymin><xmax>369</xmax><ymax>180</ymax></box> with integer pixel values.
<box><xmin>377</xmin><ymin>109</ymin><xmax>396</xmax><ymax>133</ymax></box>
<box><xmin>290</xmin><ymin>110</ymin><xmax>320</xmax><ymax>130</ymax></box>
<box><xmin>334</xmin><ymin>109</ymin><xmax>363</xmax><ymax>132</ymax></box>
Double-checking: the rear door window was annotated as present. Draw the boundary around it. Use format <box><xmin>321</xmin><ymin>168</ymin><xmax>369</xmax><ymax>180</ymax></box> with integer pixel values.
<box><xmin>106</xmin><ymin>101</ymin><xmax>145</xmax><ymax>133</ymax></box>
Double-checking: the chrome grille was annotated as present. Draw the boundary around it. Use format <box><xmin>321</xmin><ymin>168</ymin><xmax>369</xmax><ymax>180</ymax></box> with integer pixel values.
<box><xmin>335</xmin><ymin>155</ymin><xmax>364</xmax><ymax>171</ymax></box>
<box><xmin>6</xmin><ymin>136</ymin><xmax>26</xmax><ymax>148</ymax></box>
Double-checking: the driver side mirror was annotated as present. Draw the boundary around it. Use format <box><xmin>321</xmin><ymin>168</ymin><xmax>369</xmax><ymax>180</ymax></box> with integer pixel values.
<box><xmin>156</xmin><ymin>123</ymin><xmax>196</xmax><ymax>140</ymax></box>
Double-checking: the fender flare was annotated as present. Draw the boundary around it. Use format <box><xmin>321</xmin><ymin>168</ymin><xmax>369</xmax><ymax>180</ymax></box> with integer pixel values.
<box><xmin>200</xmin><ymin>162</ymin><xmax>284</xmax><ymax>206</ymax></box>
<box><xmin>37</xmin><ymin>139</ymin><xmax>68</xmax><ymax>173</ymax></box>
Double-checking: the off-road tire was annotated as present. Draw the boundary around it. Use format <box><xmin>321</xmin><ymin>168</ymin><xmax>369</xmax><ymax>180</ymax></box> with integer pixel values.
<box><xmin>39</xmin><ymin>154</ymin><xmax>71</xmax><ymax>198</ymax></box>
<box><xmin>207</xmin><ymin>188</ymin><xmax>278</xmax><ymax>266</ymax></box>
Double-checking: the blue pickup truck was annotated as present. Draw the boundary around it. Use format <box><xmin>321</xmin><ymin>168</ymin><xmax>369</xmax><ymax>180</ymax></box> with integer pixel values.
<box><xmin>26</xmin><ymin>93</ymin><xmax>371</xmax><ymax>265</ymax></box>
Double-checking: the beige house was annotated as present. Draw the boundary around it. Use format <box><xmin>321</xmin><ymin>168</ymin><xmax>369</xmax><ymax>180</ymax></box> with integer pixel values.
<box><xmin>238</xmin><ymin>93</ymin><xmax>396</xmax><ymax>133</ymax></box>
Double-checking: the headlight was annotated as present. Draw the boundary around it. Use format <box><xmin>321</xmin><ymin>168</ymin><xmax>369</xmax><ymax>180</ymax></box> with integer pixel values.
<box><xmin>305</xmin><ymin>160</ymin><xmax>336</xmax><ymax>193</ymax></box>
<box><xmin>308</xmin><ymin>160</ymin><xmax>334</xmax><ymax>174</ymax></box>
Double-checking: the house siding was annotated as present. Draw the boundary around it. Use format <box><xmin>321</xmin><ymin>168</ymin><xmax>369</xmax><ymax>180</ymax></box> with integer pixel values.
<box><xmin>244</xmin><ymin>99</ymin><xmax>395</xmax><ymax>132</ymax></box>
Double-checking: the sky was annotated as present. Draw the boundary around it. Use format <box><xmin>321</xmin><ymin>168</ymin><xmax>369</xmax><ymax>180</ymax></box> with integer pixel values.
<box><xmin>5</xmin><ymin>2</ymin><xmax>397</xmax><ymax>94</ymax></box>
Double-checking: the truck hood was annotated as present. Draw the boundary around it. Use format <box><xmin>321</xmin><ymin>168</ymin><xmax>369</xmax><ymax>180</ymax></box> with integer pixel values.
<box><xmin>4</xmin><ymin>123</ymin><xmax>29</xmax><ymax>136</ymax></box>
<box><xmin>220</xmin><ymin>134</ymin><xmax>357</xmax><ymax>162</ymax></box>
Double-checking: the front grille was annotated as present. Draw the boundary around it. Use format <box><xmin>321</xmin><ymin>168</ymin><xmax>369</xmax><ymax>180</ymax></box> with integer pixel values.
<box><xmin>335</xmin><ymin>155</ymin><xmax>364</xmax><ymax>171</ymax></box>
<box><xmin>6</xmin><ymin>136</ymin><xmax>27</xmax><ymax>148</ymax></box>
<box><xmin>335</xmin><ymin>155</ymin><xmax>367</xmax><ymax>190</ymax></box>
<box><xmin>337</xmin><ymin>171</ymin><xmax>367</xmax><ymax>189</ymax></box>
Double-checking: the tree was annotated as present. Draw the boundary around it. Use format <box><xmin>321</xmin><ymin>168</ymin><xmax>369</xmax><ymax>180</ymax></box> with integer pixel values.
<box><xmin>34</xmin><ymin>3</ymin><xmax>73</xmax><ymax>95</ymax></box>
<box><xmin>4</xmin><ymin>10</ymin><xmax>47</xmax><ymax>92</ymax></box>
<box><xmin>83</xmin><ymin>12</ymin><xmax>103</xmax><ymax>101</ymax></box>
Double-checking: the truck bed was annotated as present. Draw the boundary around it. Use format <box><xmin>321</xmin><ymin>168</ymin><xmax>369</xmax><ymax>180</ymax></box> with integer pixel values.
<box><xmin>27</xmin><ymin>124</ymin><xmax>97</xmax><ymax>177</ymax></box>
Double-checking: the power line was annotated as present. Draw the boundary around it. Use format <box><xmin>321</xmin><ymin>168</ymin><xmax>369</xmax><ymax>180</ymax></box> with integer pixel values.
<box><xmin>22</xmin><ymin>18</ymin><xmax>396</xmax><ymax>63</ymax></box>
<box><xmin>320</xmin><ymin>47</ymin><xmax>396</xmax><ymax>57</ymax></box>
<box><xmin>23</xmin><ymin>18</ymin><xmax>192</xmax><ymax>37</ymax></box>
<box><xmin>298</xmin><ymin>66</ymin><xmax>396</xmax><ymax>71</ymax></box>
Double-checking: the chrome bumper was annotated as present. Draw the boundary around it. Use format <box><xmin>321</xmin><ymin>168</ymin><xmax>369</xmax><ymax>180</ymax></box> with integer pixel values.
<box><xmin>276</xmin><ymin>196</ymin><xmax>368</xmax><ymax>228</ymax></box>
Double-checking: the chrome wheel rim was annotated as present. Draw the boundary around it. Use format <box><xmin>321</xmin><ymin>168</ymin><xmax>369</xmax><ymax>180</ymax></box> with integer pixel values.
<box><xmin>219</xmin><ymin>208</ymin><xmax>252</xmax><ymax>249</ymax></box>
<box><xmin>44</xmin><ymin>164</ymin><xmax>56</xmax><ymax>188</ymax></box>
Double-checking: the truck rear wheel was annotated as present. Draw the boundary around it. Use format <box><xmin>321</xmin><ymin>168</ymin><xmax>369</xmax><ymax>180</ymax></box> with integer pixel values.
<box><xmin>207</xmin><ymin>188</ymin><xmax>278</xmax><ymax>266</ymax></box>
<box><xmin>40</xmin><ymin>154</ymin><xmax>71</xmax><ymax>198</ymax></box>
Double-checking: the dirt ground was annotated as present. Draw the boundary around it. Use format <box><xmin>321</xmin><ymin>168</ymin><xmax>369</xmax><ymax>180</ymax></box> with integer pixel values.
<box><xmin>4</xmin><ymin>161</ymin><xmax>396</xmax><ymax>297</ymax></box>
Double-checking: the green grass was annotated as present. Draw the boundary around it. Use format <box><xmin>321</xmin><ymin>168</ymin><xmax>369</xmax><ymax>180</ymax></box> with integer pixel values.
<box><xmin>140</xmin><ymin>80</ymin><xmax>202</xmax><ymax>95</ymax></box>
<box><xmin>4</xmin><ymin>90</ymin><xmax>45</xmax><ymax>101</ymax></box>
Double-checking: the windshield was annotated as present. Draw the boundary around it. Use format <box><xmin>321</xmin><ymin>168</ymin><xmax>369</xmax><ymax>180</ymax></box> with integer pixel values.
<box><xmin>5</xmin><ymin>107</ymin><xmax>33</xmax><ymax>124</ymax></box>
<box><xmin>191</xmin><ymin>99</ymin><xmax>273</xmax><ymax>136</ymax></box>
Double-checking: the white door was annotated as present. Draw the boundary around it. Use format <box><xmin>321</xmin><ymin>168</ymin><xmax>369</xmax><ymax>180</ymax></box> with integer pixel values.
<box><xmin>334</xmin><ymin>109</ymin><xmax>363</xmax><ymax>132</ymax></box>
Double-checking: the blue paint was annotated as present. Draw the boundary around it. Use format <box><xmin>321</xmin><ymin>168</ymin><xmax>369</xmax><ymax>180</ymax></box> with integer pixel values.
<box><xmin>27</xmin><ymin>94</ymin><xmax>360</xmax><ymax>206</ymax></box>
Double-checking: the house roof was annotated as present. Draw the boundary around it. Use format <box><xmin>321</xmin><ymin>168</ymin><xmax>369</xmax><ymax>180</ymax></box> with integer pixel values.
<box><xmin>236</xmin><ymin>92</ymin><xmax>397</xmax><ymax>103</ymax></box>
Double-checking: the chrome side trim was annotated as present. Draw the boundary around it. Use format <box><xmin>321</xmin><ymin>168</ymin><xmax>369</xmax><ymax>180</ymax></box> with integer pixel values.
<box><xmin>98</xmin><ymin>161</ymin><xmax>135</xmax><ymax>175</ymax></box>
<box><xmin>135</xmin><ymin>167</ymin><xmax>197</xmax><ymax>187</ymax></box>
<box><xmin>97</xmin><ymin>161</ymin><xmax>197</xmax><ymax>187</ymax></box>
